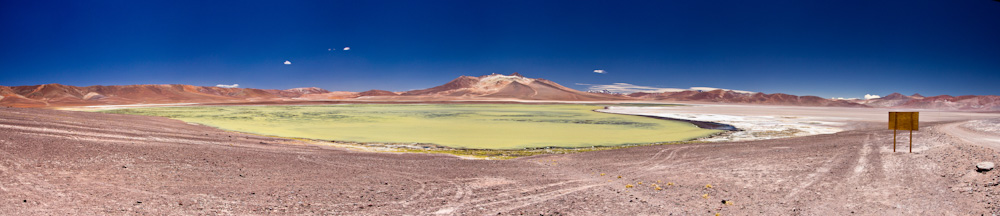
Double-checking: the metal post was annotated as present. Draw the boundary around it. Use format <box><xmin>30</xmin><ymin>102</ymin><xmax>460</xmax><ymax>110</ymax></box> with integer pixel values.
<box><xmin>893</xmin><ymin>129</ymin><xmax>896</xmax><ymax>152</ymax></box>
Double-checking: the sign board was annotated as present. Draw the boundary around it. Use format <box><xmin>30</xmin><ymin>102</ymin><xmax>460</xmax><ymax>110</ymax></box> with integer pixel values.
<box><xmin>888</xmin><ymin>112</ymin><xmax>919</xmax><ymax>131</ymax></box>
<box><xmin>888</xmin><ymin>112</ymin><xmax>919</xmax><ymax>153</ymax></box>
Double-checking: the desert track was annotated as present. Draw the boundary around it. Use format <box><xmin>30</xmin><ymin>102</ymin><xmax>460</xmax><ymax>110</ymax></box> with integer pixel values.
<box><xmin>1</xmin><ymin>107</ymin><xmax>998</xmax><ymax>215</ymax></box>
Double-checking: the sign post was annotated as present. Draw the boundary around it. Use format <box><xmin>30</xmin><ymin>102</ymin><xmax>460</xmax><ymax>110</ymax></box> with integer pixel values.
<box><xmin>888</xmin><ymin>112</ymin><xmax>919</xmax><ymax>153</ymax></box>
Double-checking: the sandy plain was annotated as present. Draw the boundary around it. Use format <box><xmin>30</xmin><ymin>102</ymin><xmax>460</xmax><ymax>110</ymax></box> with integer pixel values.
<box><xmin>1</xmin><ymin>104</ymin><xmax>999</xmax><ymax>215</ymax></box>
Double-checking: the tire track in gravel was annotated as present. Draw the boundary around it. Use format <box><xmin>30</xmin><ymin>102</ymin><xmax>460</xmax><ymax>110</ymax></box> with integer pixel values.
<box><xmin>0</xmin><ymin>142</ymin><xmax>105</xmax><ymax>212</ymax></box>
<box><xmin>286</xmin><ymin>154</ymin><xmax>486</xmax><ymax>214</ymax></box>
<box><xmin>784</xmin><ymin>145</ymin><xmax>847</xmax><ymax>199</ymax></box>
<box><xmin>436</xmin><ymin>179</ymin><xmax>591</xmax><ymax>212</ymax></box>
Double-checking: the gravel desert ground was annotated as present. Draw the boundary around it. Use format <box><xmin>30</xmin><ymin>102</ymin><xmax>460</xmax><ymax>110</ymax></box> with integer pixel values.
<box><xmin>2</xmin><ymin>105</ymin><xmax>999</xmax><ymax>215</ymax></box>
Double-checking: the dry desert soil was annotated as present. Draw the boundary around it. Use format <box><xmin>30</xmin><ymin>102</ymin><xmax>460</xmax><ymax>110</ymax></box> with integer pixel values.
<box><xmin>1</xmin><ymin>106</ymin><xmax>999</xmax><ymax>215</ymax></box>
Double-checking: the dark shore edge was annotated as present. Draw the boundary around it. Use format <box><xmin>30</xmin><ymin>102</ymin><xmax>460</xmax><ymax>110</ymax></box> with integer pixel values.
<box><xmin>595</xmin><ymin>108</ymin><xmax>740</xmax><ymax>131</ymax></box>
<box><xmin>631</xmin><ymin>114</ymin><xmax>740</xmax><ymax>131</ymax></box>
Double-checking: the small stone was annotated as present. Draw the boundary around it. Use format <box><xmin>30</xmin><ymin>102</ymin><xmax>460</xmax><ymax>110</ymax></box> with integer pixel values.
<box><xmin>977</xmin><ymin>162</ymin><xmax>994</xmax><ymax>172</ymax></box>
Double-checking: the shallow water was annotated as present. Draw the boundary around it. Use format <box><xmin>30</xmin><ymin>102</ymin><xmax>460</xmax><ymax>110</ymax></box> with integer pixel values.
<box><xmin>102</xmin><ymin>104</ymin><xmax>721</xmax><ymax>149</ymax></box>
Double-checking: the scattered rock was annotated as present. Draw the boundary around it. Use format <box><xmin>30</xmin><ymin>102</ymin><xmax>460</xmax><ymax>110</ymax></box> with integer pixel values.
<box><xmin>976</xmin><ymin>162</ymin><xmax>994</xmax><ymax>172</ymax></box>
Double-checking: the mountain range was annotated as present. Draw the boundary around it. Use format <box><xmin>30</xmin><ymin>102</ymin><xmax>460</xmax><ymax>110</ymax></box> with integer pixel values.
<box><xmin>2</xmin><ymin>73</ymin><xmax>998</xmax><ymax>110</ymax></box>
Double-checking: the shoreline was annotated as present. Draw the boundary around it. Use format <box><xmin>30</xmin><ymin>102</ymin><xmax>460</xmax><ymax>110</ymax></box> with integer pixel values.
<box><xmin>54</xmin><ymin>100</ymin><xmax>689</xmax><ymax>111</ymax></box>
<box><xmin>595</xmin><ymin>108</ymin><xmax>739</xmax><ymax>131</ymax></box>
<box><xmin>87</xmin><ymin>103</ymin><xmax>736</xmax><ymax>159</ymax></box>
<box><xmin>600</xmin><ymin>106</ymin><xmax>847</xmax><ymax>142</ymax></box>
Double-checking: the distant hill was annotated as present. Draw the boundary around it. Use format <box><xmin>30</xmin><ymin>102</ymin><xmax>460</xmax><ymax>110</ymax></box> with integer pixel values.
<box><xmin>2</xmin><ymin>75</ymin><xmax>998</xmax><ymax>110</ymax></box>
<box><xmin>399</xmin><ymin>73</ymin><xmax>627</xmax><ymax>101</ymax></box>
<box><xmin>0</xmin><ymin>84</ymin><xmax>340</xmax><ymax>108</ymax></box>
<box><xmin>627</xmin><ymin>89</ymin><xmax>867</xmax><ymax>107</ymax></box>
<box><xmin>357</xmin><ymin>89</ymin><xmax>400</xmax><ymax>97</ymax></box>
<box><xmin>861</xmin><ymin>93</ymin><xmax>1000</xmax><ymax>111</ymax></box>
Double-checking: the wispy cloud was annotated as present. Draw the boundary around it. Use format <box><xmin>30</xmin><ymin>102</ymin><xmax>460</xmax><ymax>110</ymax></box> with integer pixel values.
<box><xmin>580</xmin><ymin>83</ymin><xmax>685</xmax><ymax>94</ymax></box>
<box><xmin>578</xmin><ymin>83</ymin><xmax>754</xmax><ymax>94</ymax></box>
<box><xmin>593</xmin><ymin>69</ymin><xmax>606</xmax><ymax>74</ymax></box>
<box><xmin>284</xmin><ymin>60</ymin><xmax>291</xmax><ymax>65</ymax></box>
<box><xmin>864</xmin><ymin>94</ymin><xmax>881</xmax><ymax>100</ymax></box>
<box><xmin>216</xmin><ymin>84</ymin><xmax>239</xmax><ymax>88</ymax></box>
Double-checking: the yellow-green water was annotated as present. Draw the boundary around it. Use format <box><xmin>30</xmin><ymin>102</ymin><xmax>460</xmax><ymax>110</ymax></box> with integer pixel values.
<box><xmin>101</xmin><ymin>104</ymin><xmax>721</xmax><ymax>149</ymax></box>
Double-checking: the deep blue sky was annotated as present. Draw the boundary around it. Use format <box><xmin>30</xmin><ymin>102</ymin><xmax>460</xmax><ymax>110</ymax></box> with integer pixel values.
<box><xmin>2</xmin><ymin>0</ymin><xmax>998</xmax><ymax>98</ymax></box>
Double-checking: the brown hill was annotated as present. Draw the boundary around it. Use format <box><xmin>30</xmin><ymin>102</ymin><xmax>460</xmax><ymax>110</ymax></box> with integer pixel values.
<box><xmin>358</xmin><ymin>90</ymin><xmax>399</xmax><ymax>97</ymax></box>
<box><xmin>283</xmin><ymin>87</ymin><xmax>331</xmax><ymax>95</ymax></box>
<box><xmin>863</xmin><ymin>93</ymin><xmax>913</xmax><ymax>107</ymax></box>
<box><xmin>629</xmin><ymin>89</ymin><xmax>867</xmax><ymax>107</ymax></box>
<box><xmin>0</xmin><ymin>84</ymin><xmax>338</xmax><ymax>108</ymax></box>
<box><xmin>6</xmin><ymin>75</ymin><xmax>998</xmax><ymax>110</ymax></box>
<box><xmin>402</xmin><ymin>73</ymin><xmax>627</xmax><ymax>101</ymax></box>
<box><xmin>897</xmin><ymin>94</ymin><xmax>1000</xmax><ymax>110</ymax></box>
<box><xmin>401</xmin><ymin>76</ymin><xmax>480</xmax><ymax>96</ymax></box>
<box><xmin>855</xmin><ymin>92</ymin><xmax>1000</xmax><ymax>110</ymax></box>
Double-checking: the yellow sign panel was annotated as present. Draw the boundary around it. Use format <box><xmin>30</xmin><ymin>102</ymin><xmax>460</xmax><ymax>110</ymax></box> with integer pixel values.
<box><xmin>888</xmin><ymin>112</ymin><xmax>919</xmax><ymax>131</ymax></box>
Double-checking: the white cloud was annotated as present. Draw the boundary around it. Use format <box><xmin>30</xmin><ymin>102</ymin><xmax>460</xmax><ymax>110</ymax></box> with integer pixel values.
<box><xmin>216</xmin><ymin>84</ymin><xmax>239</xmax><ymax>88</ymax></box>
<box><xmin>579</xmin><ymin>83</ymin><xmax>755</xmax><ymax>94</ymax></box>
<box><xmin>593</xmin><ymin>69</ymin><xmax>606</xmax><ymax>74</ymax></box>
<box><xmin>343</xmin><ymin>47</ymin><xmax>350</xmax><ymax>51</ymax></box>
<box><xmin>284</xmin><ymin>60</ymin><xmax>291</xmax><ymax>65</ymax></box>
<box><xmin>583</xmin><ymin>83</ymin><xmax>683</xmax><ymax>94</ymax></box>
<box><xmin>864</xmin><ymin>94</ymin><xmax>881</xmax><ymax>100</ymax></box>
<box><xmin>328</xmin><ymin>48</ymin><xmax>332</xmax><ymax>51</ymax></box>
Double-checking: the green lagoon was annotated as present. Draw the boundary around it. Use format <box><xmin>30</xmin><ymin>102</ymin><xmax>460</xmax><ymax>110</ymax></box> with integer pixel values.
<box><xmin>102</xmin><ymin>104</ymin><xmax>721</xmax><ymax>149</ymax></box>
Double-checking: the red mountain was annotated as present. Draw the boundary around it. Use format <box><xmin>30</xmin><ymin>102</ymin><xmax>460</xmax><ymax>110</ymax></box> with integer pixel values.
<box><xmin>857</xmin><ymin>92</ymin><xmax>1000</xmax><ymax>110</ymax></box>
<box><xmin>0</xmin><ymin>84</ymin><xmax>338</xmax><ymax>108</ymax></box>
<box><xmin>357</xmin><ymin>90</ymin><xmax>400</xmax><ymax>97</ymax></box>
<box><xmin>4</xmin><ymin>75</ymin><xmax>998</xmax><ymax>110</ymax></box>
<box><xmin>862</xmin><ymin>93</ymin><xmax>913</xmax><ymax>107</ymax></box>
<box><xmin>629</xmin><ymin>90</ymin><xmax>867</xmax><ymax>107</ymax></box>
<box><xmin>400</xmin><ymin>73</ymin><xmax>627</xmax><ymax>101</ymax></box>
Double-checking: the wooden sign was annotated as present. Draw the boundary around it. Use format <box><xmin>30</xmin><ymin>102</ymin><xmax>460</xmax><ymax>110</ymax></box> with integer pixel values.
<box><xmin>888</xmin><ymin>112</ymin><xmax>919</xmax><ymax>131</ymax></box>
<box><xmin>888</xmin><ymin>112</ymin><xmax>919</xmax><ymax>153</ymax></box>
